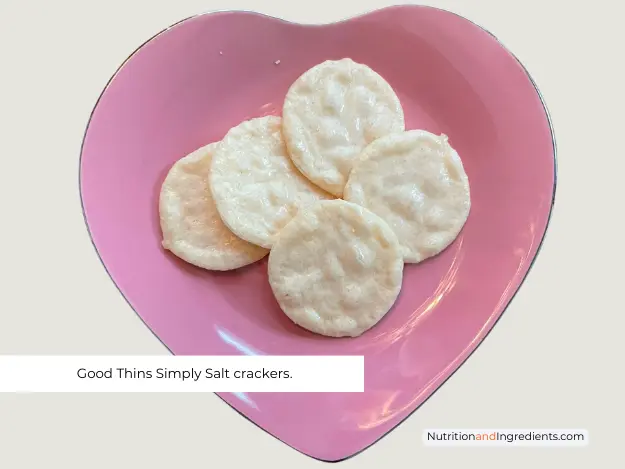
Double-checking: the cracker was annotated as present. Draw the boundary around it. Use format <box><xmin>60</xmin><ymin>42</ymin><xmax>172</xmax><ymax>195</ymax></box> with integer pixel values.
<box><xmin>282</xmin><ymin>58</ymin><xmax>405</xmax><ymax>196</ymax></box>
<box><xmin>159</xmin><ymin>143</ymin><xmax>268</xmax><ymax>270</ymax></box>
<box><xmin>268</xmin><ymin>200</ymin><xmax>404</xmax><ymax>338</ymax></box>
<box><xmin>344</xmin><ymin>130</ymin><xmax>471</xmax><ymax>263</ymax></box>
<box><xmin>210</xmin><ymin>116</ymin><xmax>333</xmax><ymax>249</ymax></box>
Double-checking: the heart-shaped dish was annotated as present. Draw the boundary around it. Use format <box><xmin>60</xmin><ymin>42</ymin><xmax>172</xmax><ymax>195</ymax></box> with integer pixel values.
<box><xmin>79</xmin><ymin>5</ymin><xmax>556</xmax><ymax>462</ymax></box>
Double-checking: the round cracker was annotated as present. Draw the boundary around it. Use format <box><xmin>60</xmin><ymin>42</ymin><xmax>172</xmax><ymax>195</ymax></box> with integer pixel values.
<box><xmin>159</xmin><ymin>142</ymin><xmax>268</xmax><ymax>270</ymax></box>
<box><xmin>282</xmin><ymin>58</ymin><xmax>405</xmax><ymax>197</ymax></box>
<box><xmin>268</xmin><ymin>200</ymin><xmax>404</xmax><ymax>338</ymax></box>
<box><xmin>344</xmin><ymin>130</ymin><xmax>471</xmax><ymax>264</ymax></box>
<box><xmin>209</xmin><ymin>116</ymin><xmax>333</xmax><ymax>249</ymax></box>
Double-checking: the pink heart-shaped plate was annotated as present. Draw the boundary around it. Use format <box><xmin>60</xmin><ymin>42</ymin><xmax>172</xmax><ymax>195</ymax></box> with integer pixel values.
<box><xmin>79</xmin><ymin>5</ymin><xmax>556</xmax><ymax>462</ymax></box>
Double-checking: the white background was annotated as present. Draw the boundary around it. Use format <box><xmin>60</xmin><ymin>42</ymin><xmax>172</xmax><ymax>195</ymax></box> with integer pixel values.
<box><xmin>0</xmin><ymin>0</ymin><xmax>622</xmax><ymax>467</ymax></box>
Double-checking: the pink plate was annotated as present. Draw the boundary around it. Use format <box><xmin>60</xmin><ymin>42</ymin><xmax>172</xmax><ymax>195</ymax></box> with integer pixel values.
<box><xmin>79</xmin><ymin>5</ymin><xmax>556</xmax><ymax>462</ymax></box>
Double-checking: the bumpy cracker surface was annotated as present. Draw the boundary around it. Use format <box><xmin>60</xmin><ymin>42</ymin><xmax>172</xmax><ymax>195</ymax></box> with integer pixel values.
<box><xmin>268</xmin><ymin>200</ymin><xmax>404</xmax><ymax>338</ymax></box>
<box><xmin>344</xmin><ymin>130</ymin><xmax>471</xmax><ymax>263</ymax></box>
<box><xmin>210</xmin><ymin>116</ymin><xmax>333</xmax><ymax>249</ymax></box>
<box><xmin>282</xmin><ymin>58</ymin><xmax>405</xmax><ymax>197</ymax></box>
<box><xmin>159</xmin><ymin>143</ymin><xmax>268</xmax><ymax>270</ymax></box>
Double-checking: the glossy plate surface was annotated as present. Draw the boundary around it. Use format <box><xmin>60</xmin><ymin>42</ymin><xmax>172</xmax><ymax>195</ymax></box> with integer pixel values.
<box><xmin>79</xmin><ymin>5</ymin><xmax>556</xmax><ymax>462</ymax></box>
